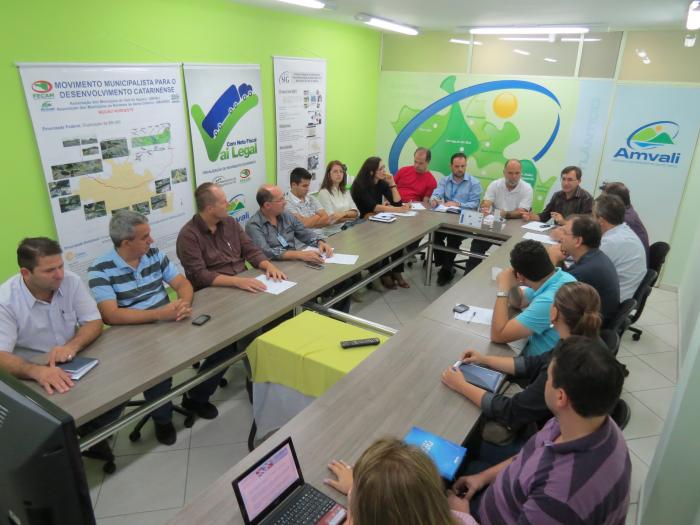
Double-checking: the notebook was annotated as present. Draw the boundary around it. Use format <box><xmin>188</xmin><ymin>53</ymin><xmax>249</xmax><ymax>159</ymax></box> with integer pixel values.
<box><xmin>14</xmin><ymin>347</ymin><xmax>99</xmax><ymax>380</ymax></box>
<box><xmin>232</xmin><ymin>437</ymin><xmax>346</xmax><ymax>525</ymax></box>
<box><xmin>404</xmin><ymin>426</ymin><xmax>467</xmax><ymax>480</ymax></box>
<box><xmin>368</xmin><ymin>213</ymin><xmax>396</xmax><ymax>223</ymax></box>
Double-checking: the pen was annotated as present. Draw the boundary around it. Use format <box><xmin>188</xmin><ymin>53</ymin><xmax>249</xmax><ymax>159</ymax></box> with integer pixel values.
<box><xmin>452</xmin><ymin>360</ymin><xmax>462</xmax><ymax>370</ymax></box>
<box><xmin>467</xmin><ymin>311</ymin><xmax>477</xmax><ymax>323</ymax></box>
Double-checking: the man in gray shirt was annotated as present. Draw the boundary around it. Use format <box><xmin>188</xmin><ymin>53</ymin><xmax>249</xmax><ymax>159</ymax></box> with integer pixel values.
<box><xmin>246</xmin><ymin>184</ymin><xmax>334</xmax><ymax>264</ymax></box>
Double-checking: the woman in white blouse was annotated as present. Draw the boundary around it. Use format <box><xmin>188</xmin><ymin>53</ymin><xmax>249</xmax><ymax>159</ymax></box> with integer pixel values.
<box><xmin>317</xmin><ymin>160</ymin><xmax>359</xmax><ymax>223</ymax></box>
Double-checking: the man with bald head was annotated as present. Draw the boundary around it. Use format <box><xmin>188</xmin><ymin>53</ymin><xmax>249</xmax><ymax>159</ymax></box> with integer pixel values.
<box><xmin>466</xmin><ymin>159</ymin><xmax>533</xmax><ymax>272</ymax></box>
<box><xmin>177</xmin><ymin>182</ymin><xmax>285</xmax><ymax>292</ymax></box>
<box><xmin>245</xmin><ymin>184</ymin><xmax>333</xmax><ymax>263</ymax></box>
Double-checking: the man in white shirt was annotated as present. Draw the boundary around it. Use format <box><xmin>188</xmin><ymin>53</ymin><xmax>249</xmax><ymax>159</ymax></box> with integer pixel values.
<box><xmin>286</xmin><ymin>167</ymin><xmax>336</xmax><ymax>239</ymax></box>
<box><xmin>467</xmin><ymin>159</ymin><xmax>533</xmax><ymax>272</ymax></box>
<box><xmin>594</xmin><ymin>194</ymin><xmax>647</xmax><ymax>301</ymax></box>
<box><xmin>0</xmin><ymin>237</ymin><xmax>103</xmax><ymax>395</ymax></box>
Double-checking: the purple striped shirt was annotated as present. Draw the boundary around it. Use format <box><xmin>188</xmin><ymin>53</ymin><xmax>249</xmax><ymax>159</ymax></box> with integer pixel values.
<box><xmin>476</xmin><ymin>416</ymin><xmax>631</xmax><ymax>525</ymax></box>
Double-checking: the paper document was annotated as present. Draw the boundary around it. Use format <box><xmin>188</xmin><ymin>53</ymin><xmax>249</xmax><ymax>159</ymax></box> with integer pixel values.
<box><xmin>369</xmin><ymin>212</ymin><xmax>396</xmax><ymax>223</ymax></box>
<box><xmin>256</xmin><ymin>275</ymin><xmax>297</xmax><ymax>295</ymax></box>
<box><xmin>390</xmin><ymin>211</ymin><xmax>417</xmax><ymax>217</ymax></box>
<box><xmin>433</xmin><ymin>204</ymin><xmax>461</xmax><ymax>213</ymax></box>
<box><xmin>507</xmin><ymin>338</ymin><xmax>528</xmax><ymax>356</ymax></box>
<box><xmin>523</xmin><ymin>232</ymin><xmax>558</xmax><ymax>245</ymax></box>
<box><xmin>454</xmin><ymin>306</ymin><xmax>493</xmax><ymax>325</ymax></box>
<box><xmin>410</xmin><ymin>202</ymin><xmax>426</xmax><ymax>210</ymax></box>
<box><xmin>324</xmin><ymin>253</ymin><xmax>359</xmax><ymax>265</ymax></box>
<box><xmin>522</xmin><ymin>221</ymin><xmax>554</xmax><ymax>231</ymax></box>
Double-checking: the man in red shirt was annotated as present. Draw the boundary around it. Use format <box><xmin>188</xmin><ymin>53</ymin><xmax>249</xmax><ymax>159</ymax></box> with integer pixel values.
<box><xmin>394</xmin><ymin>147</ymin><xmax>437</xmax><ymax>206</ymax></box>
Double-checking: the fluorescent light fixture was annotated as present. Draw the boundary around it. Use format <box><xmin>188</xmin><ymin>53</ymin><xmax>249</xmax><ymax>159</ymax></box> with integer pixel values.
<box><xmin>499</xmin><ymin>36</ymin><xmax>554</xmax><ymax>42</ymax></box>
<box><xmin>561</xmin><ymin>37</ymin><xmax>602</xmax><ymax>42</ymax></box>
<box><xmin>636</xmin><ymin>48</ymin><xmax>647</xmax><ymax>58</ymax></box>
<box><xmin>544</xmin><ymin>57</ymin><xmax>558</xmax><ymax>63</ymax></box>
<box><xmin>513</xmin><ymin>49</ymin><xmax>531</xmax><ymax>56</ymax></box>
<box><xmin>642</xmin><ymin>57</ymin><xmax>651</xmax><ymax>65</ymax></box>
<box><xmin>685</xmin><ymin>33</ymin><xmax>697</xmax><ymax>47</ymax></box>
<box><xmin>470</xmin><ymin>26</ymin><xmax>588</xmax><ymax>35</ymax></box>
<box><xmin>365</xmin><ymin>16</ymin><xmax>418</xmax><ymax>35</ymax></box>
<box><xmin>276</xmin><ymin>0</ymin><xmax>325</xmax><ymax>8</ymax></box>
<box><xmin>687</xmin><ymin>1</ymin><xmax>700</xmax><ymax>30</ymax></box>
<box><xmin>449</xmin><ymin>38</ymin><xmax>482</xmax><ymax>45</ymax></box>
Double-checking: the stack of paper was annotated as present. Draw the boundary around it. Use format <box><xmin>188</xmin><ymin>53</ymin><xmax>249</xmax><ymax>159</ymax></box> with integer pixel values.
<box><xmin>522</xmin><ymin>221</ymin><xmax>554</xmax><ymax>231</ymax></box>
<box><xmin>58</xmin><ymin>357</ymin><xmax>99</xmax><ymax>380</ymax></box>
<box><xmin>255</xmin><ymin>275</ymin><xmax>297</xmax><ymax>295</ymax></box>
<box><xmin>369</xmin><ymin>213</ymin><xmax>396</xmax><ymax>223</ymax></box>
<box><xmin>454</xmin><ymin>306</ymin><xmax>493</xmax><ymax>325</ymax></box>
<box><xmin>410</xmin><ymin>202</ymin><xmax>426</xmax><ymax>210</ymax></box>
<box><xmin>523</xmin><ymin>232</ymin><xmax>558</xmax><ymax>245</ymax></box>
<box><xmin>433</xmin><ymin>204</ymin><xmax>461</xmax><ymax>213</ymax></box>
<box><xmin>390</xmin><ymin>211</ymin><xmax>418</xmax><ymax>217</ymax></box>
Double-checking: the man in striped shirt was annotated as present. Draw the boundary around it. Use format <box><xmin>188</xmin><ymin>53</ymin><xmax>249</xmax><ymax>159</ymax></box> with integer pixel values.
<box><xmin>88</xmin><ymin>210</ymin><xmax>194</xmax><ymax>445</ymax></box>
<box><xmin>449</xmin><ymin>336</ymin><xmax>631</xmax><ymax>524</ymax></box>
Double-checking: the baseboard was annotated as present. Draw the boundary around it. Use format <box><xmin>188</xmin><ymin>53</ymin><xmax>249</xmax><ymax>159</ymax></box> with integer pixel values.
<box><xmin>657</xmin><ymin>283</ymin><xmax>678</xmax><ymax>293</ymax></box>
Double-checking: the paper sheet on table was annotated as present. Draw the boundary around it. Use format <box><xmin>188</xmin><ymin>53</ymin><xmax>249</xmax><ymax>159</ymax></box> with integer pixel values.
<box><xmin>454</xmin><ymin>306</ymin><xmax>493</xmax><ymax>325</ymax></box>
<box><xmin>255</xmin><ymin>275</ymin><xmax>297</xmax><ymax>295</ymax></box>
<box><xmin>324</xmin><ymin>253</ymin><xmax>359</xmax><ymax>265</ymax></box>
<box><xmin>410</xmin><ymin>202</ymin><xmax>426</xmax><ymax>210</ymax></box>
<box><xmin>523</xmin><ymin>232</ymin><xmax>558</xmax><ymax>245</ymax></box>
<box><xmin>390</xmin><ymin>211</ymin><xmax>418</xmax><ymax>217</ymax></box>
<box><xmin>433</xmin><ymin>204</ymin><xmax>461</xmax><ymax>213</ymax></box>
<box><xmin>522</xmin><ymin>221</ymin><xmax>555</xmax><ymax>231</ymax></box>
<box><xmin>507</xmin><ymin>338</ymin><xmax>528</xmax><ymax>356</ymax></box>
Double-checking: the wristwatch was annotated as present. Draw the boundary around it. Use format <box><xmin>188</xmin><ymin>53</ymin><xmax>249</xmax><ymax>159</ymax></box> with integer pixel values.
<box><xmin>496</xmin><ymin>291</ymin><xmax>509</xmax><ymax>298</ymax></box>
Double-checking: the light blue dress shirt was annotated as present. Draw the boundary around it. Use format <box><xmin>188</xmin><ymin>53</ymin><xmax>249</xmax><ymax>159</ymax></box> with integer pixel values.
<box><xmin>431</xmin><ymin>173</ymin><xmax>482</xmax><ymax>210</ymax></box>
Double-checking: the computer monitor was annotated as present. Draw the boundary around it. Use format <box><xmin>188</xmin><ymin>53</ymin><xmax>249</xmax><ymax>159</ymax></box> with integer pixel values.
<box><xmin>0</xmin><ymin>370</ymin><xmax>95</xmax><ymax>525</ymax></box>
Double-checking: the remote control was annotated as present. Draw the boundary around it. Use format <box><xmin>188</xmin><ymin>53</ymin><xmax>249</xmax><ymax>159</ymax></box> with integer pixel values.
<box><xmin>340</xmin><ymin>338</ymin><xmax>380</xmax><ymax>349</ymax></box>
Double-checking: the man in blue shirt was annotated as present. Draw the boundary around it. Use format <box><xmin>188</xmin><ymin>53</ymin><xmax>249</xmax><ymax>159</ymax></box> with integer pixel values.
<box><xmin>88</xmin><ymin>210</ymin><xmax>194</xmax><ymax>445</ymax></box>
<box><xmin>491</xmin><ymin>240</ymin><xmax>576</xmax><ymax>356</ymax></box>
<box><xmin>429</xmin><ymin>152</ymin><xmax>482</xmax><ymax>285</ymax></box>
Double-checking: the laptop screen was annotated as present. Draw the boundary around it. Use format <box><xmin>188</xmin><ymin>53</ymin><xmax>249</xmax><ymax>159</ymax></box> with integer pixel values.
<box><xmin>233</xmin><ymin>438</ymin><xmax>304</xmax><ymax>524</ymax></box>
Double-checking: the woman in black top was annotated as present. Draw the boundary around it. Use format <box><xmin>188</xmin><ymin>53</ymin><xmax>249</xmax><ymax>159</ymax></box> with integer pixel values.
<box><xmin>350</xmin><ymin>157</ymin><xmax>411</xmax><ymax>289</ymax></box>
<box><xmin>441</xmin><ymin>282</ymin><xmax>604</xmax><ymax>435</ymax></box>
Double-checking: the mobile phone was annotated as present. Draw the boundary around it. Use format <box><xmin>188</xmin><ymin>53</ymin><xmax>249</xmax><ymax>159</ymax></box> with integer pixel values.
<box><xmin>453</xmin><ymin>304</ymin><xmax>470</xmax><ymax>314</ymax></box>
<box><xmin>192</xmin><ymin>314</ymin><xmax>211</xmax><ymax>326</ymax></box>
<box><xmin>304</xmin><ymin>262</ymin><xmax>324</xmax><ymax>270</ymax></box>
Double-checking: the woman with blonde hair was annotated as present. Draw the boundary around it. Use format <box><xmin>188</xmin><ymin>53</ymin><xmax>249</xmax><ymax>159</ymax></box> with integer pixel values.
<box><xmin>325</xmin><ymin>437</ymin><xmax>477</xmax><ymax>525</ymax></box>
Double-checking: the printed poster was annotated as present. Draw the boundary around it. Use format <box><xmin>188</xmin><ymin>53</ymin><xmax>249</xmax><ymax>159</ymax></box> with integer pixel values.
<box><xmin>273</xmin><ymin>56</ymin><xmax>326</xmax><ymax>193</ymax></box>
<box><xmin>184</xmin><ymin>64</ymin><xmax>266</xmax><ymax>224</ymax></box>
<box><xmin>19</xmin><ymin>63</ymin><xmax>194</xmax><ymax>279</ymax></box>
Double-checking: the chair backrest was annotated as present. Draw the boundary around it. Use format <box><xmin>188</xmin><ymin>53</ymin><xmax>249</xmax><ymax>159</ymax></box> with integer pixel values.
<box><xmin>608</xmin><ymin>298</ymin><xmax>637</xmax><ymax>338</ymax></box>
<box><xmin>648</xmin><ymin>241</ymin><xmax>670</xmax><ymax>276</ymax></box>
<box><xmin>629</xmin><ymin>269</ymin><xmax>658</xmax><ymax>324</ymax></box>
<box><xmin>600</xmin><ymin>329</ymin><xmax>621</xmax><ymax>356</ymax></box>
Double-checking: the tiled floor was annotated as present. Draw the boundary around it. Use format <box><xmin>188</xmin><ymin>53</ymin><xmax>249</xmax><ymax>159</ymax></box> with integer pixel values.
<box><xmin>83</xmin><ymin>263</ymin><xmax>679</xmax><ymax>524</ymax></box>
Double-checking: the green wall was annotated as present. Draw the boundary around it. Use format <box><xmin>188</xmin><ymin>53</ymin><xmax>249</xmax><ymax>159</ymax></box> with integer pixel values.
<box><xmin>0</xmin><ymin>0</ymin><xmax>380</xmax><ymax>281</ymax></box>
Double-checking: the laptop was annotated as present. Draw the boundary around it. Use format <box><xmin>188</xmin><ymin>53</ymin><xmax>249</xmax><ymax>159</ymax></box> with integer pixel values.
<box><xmin>232</xmin><ymin>437</ymin><xmax>347</xmax><ymax>525</ymax></box>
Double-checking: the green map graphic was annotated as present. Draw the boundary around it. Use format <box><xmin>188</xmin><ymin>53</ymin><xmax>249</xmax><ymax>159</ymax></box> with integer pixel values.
<box><xmin>131</xmin><ymin>126</ymin><xmax>171</xmax><ymax>148</ymax></box>
<box><xmin>390</xmin><ymin>76</ymin><xmax>557</xmax><ymax>212</ymax></box>
<box><xmin>227</xmin><ymin>198</ymin><xmax>244</xmax><ymax>213</ymax></box>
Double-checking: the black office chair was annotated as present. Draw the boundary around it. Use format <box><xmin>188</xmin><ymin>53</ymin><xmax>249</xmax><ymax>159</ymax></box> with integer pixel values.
<box><xmin>600</xmin><ymin>329</ymin><xmax>621</xmax><ymax>356</ymax></box>
<box><xmin>628</xmin><ymin>241</ymin><xmax>670</xmax><ymax>341</ymax></box>
<box><xmin>627</xmin><ymin>269</ymin><xmax>658</xmax><ymax>341</ymax></box>
<box><xmin>597</xmin><ymin>330</ymin><xmax>631</xmax><ymax>430</ymax></box>
<box><xmin>608</xmin><ymin>298</ymin><xmax>637</xmax><ymax>342</ymax></box>
<box><xmin>127</xmin><ymin>400</ymin><xmax>195</xmax><ymax>442</ymax></box>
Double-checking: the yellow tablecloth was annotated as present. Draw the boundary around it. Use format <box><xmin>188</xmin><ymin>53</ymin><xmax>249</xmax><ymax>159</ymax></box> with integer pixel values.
<box><xmin>246</xmin><ymin>311</ymin><xmax>388</xmax><ymax>398</ymax></box>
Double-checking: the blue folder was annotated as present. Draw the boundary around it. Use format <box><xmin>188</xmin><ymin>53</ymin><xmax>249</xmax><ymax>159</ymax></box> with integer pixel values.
<box><xmin>404</xmin><ymin>426</ymin><xmax>467</xmax><ymax>480</ymax></box>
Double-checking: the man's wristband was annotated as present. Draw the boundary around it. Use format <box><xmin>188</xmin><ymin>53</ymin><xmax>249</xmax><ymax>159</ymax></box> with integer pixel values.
<box><xmin>496</xmin><ymin>291</ymin><xmax>509</xmax><ymax>298</ymax></box>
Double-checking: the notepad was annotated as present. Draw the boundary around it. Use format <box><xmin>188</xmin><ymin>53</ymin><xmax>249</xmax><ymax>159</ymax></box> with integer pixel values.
<box><xmin>368</xmin><ymin>213</ymin><xmax>396</xmax><ymax>223</ymax></box>
<box><xmin>522</xmin><ymin>221</ymin><xmax>554</xmax><ymax>231</ymax></box>
<box><xmin>255</xmin><ymin>275</ymin><xmax>297</xmax><ymax>295</ymax></box>
<box><xmin>390</xmin><ymin>211</ymin><xmax>418</xmax><ymax>217</ymax></box>
<box><xmin>454</xmin><ymin>306</ymin><xmax>493</xmax><ymax>325</ymax></box>
<box><xmin>410</xmin><ymin>202</ymin><xmax>426</xmax><ymax>210</ymax></box>
<box><xmin>404</xmin><ymin>427</ymin><xmax>467</xmax><ymax>480</ymax></box>
<box><xmin>433</xmin><ymin>204</ymin><xmax>461</xmax><ymax>214</ymax></box>
<box><xmin>58</xmin><ymin>356</ymin><xmax>99</xmax><ymax>380</ymax></box>
<box><xmin>323</xmin><ymin>253</ymin><xmax>359</xmax><ymax>265</ymax></box>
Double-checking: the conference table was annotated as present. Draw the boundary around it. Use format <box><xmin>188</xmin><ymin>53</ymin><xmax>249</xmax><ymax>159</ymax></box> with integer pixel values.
<box><xmin>20</xmin><ymin>206</ymin><xmax>532</xmax><ymax>522</ymax></box>
<box><xmin>161</xmin><ymin>216</ymin><xmax>529</xmax><ymax>525</ymax></box>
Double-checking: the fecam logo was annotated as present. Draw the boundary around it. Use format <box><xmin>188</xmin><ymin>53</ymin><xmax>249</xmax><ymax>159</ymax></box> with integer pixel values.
<box><xmin>240</xmin><ymin>168</ymin><xmax>252</xmax><ymax>180</ymax></box>
<box><xmin>227</xmin><ymin>193</ymin><xmax>251</xmax><ymax>223</ymax></box>
<box><xmin>614</xmin><ymin>121</ymin><xmax>681</xmax><ymax>165</ymax></box>
<box><xmin>31</xmin><ymin>80</ymin><xmax>53</xmax><ymax>93</ymax></box>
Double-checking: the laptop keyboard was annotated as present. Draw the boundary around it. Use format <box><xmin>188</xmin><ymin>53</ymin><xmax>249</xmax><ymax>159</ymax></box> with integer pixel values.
<box><xmin>273</xmin><ymin>486</ymin><xmax>335</xmax><ymax>524</ymax></box>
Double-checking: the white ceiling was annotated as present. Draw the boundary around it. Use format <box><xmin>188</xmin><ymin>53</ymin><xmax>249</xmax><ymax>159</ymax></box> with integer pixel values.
<box><xmin>234</xmin><ymin>0</ymin><xmax>691</xmax><ymax>32</ymax></box>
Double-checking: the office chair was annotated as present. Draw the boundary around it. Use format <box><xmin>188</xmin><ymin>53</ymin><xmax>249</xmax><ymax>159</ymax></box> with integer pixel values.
<box><xmin>597</xmin><ymin>329</ymin><xmax>631</xmax><ymax>430</ymax></box>
<box><xmin>627</xmin><ymin>269</ymin><xmax>658</xmax><ymax>342</ymax></box>
<box><xmin>600</xmin><ymin>329</ymin><xmax>621</xmax><ymax>356</ymax></box>
<box><xmin>628</xmin><ymin>241</ymin><xmax>670</xmax><ymax>341</ymax></box>
<box><xmin>127</xmin><ymin>400</ymin><xmax>195</xmax><ymax>442</ymax></box>
<box><xmin>608</xmin><ymin>298</ymin><xmax>637</xmax><ymax>342</ymax></box>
